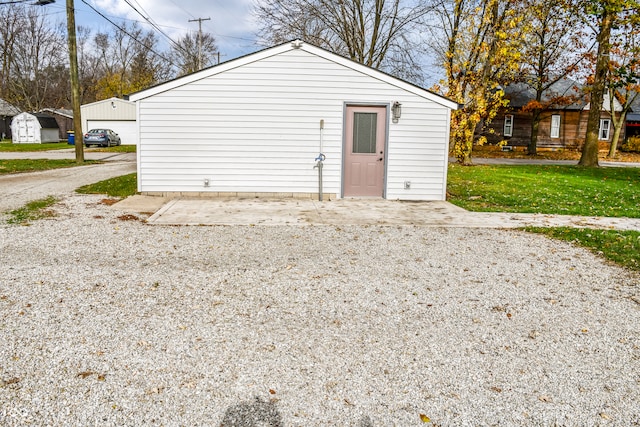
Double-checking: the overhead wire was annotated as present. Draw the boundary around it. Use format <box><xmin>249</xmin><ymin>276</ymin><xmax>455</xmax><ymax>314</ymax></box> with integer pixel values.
<box><xmin>80</xmin><ymin>0</ymin><xmax>178</xmax><ymax>67</ymax></box>
<box><xmin>121</xmin><ymin>0</ymin><xmax>189</xmax><ymax>55</ymax></box>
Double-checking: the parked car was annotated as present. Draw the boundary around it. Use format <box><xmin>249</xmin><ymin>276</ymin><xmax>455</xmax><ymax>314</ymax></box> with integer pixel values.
<box><xmin>83</xmin><ymin>129</ymin><xmax>121</xmax><ymax>147</ymax></box>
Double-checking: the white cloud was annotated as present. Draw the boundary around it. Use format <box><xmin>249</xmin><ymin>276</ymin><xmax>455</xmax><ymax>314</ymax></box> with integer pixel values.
<box><xmin>82</xmin><ymin>0</ymin><xmax>261</xmax><ymax>59</ymax></box>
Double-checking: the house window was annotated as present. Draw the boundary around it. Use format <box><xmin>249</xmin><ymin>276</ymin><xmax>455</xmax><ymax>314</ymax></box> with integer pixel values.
<box><xmin>551</xmin><ymin>115</ymin><xmax>561</xmax><ymax>138</ymax></box>
<box><xmin>599</xmin><ymin>119</ymin><xmax>611</xmax><ymax>140</ymax></box>
<box><xmin>503</xmin><ymin>115</ymin><xmax>513</xmax><ymax>137</ymax></box>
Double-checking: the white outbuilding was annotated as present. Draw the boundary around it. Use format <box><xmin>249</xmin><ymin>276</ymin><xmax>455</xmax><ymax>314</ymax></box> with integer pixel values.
<box><xmin>129</xmin><ymin>40</ymin><xmax>458</xmax><ymax>201</ymax></box>
<box><xmin>80</xmin><ymin>97</ymin><xmax>137</xmax><ymax>145</ymax></box>
<box><xmin>11</xmin><ymin>112</ymin><xmax>60</xmax><ymax>143</ymax></box>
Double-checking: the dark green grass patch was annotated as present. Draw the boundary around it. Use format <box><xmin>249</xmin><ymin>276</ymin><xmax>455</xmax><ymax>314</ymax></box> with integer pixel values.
<box><xmin>76</xmin><ymin>173</ymin><xmax>137</xmax><ymax>198</ymax></box>
<box><xmin>88</xmin><ymin>145</ymin><xmax>136</xmax><ymax>153</ymax></box>
<box><xmin>448</xmin><ymin>164</ymin><xmax>640</xmax><ymax>218</ymax></box>
<box><xmin>0</xmin><ymin>142</ymin><xmax>70</xmax><ymax>152</ymax></box>
<box><xmin>0</xmin><ymin>159</ymin><xmax>98</xmax><ymax>174</ymax></box>
<box><xmin>526</xmin><ymin>227</ymin><xmax>640</xmax><ymax>271</ymax></box>
<box><xmin>7</xmin><ymin>196</ymin><xmax>59</xmax><ymax>225</ymax></box>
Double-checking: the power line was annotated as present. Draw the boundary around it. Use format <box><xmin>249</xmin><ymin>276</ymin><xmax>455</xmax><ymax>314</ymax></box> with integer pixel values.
<box><xmin>80</xmin><ymin>0</ymin><xmax>177</xmax><ymax>67</ymax></box>
<box><xmin>121</xmin><ymin>0</ymin><xmax>187</xmax><ymax>55</ymax></box>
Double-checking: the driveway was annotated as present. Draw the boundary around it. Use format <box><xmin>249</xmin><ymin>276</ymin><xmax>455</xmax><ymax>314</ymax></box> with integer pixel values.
<box><xmin>0</xmin><ymin>149</ymin><xmax>135</xmax><ymax>162</ymax></box>
<box><xmin>0</xmin><ymin>161</ymin><xmax>135</xmax><ymax>213</ymax></box>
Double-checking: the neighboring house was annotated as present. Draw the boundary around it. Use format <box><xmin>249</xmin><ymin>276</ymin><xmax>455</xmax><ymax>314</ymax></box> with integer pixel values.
<box><xmin>626</xmin><ymin>96</ymin><xmax>640</xmax><ymax>139</ymax></box>
<box><xmin>485</xmin><ymin>79</ymin><xmax>623</xmax><ymax>149</ymax></box>
<box><xmin>1</xmin><ymin>98</ymin><xmax>21</xmax><ymax>140</ymax></box>
<box><xmin>81</xmin><ymin>97</ymin><xmax>137</xmax><ymax>145</ymax></box>
<box><xmin>11</xmin><ymin>112</ymin><xmax>60</xmax><ymax>143</ymax></box>
<box><xmin>128</xmin><ymin>40</ymin><xmax>458</xmax><ymax>201</ymax></box>
<box><xmin>40</xmin><ymin>108</ymin><xmax>73</xmax><ymax>140</ymax></box>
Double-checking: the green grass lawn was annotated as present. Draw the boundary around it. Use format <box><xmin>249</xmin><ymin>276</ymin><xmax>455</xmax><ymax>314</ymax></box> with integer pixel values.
<box><xmin>447</xmin><ymin>164</ymin><xmax>640</xmax><ymax>271</ymax></box>
<box><xmin>447</xmin><ymin>164</ymin><xmax>640</xmax><ymax>218</ymax></box>
<box><xmin>76</xmin><ymin>172</ymin><xmax>137</xmax><ymax>198</ymax></box>
<box><xmin>525</xmin><ymin>227</ymin><xmax>640</xmax><ymax>271</ymax></box>
<box><xmin>6</xmin><ymin>196</ymin><xmax>59</xmax><ymax>225</ymax></box>
<box><xmin>0</xmin><ymin>140</ymin><xmax>136</xmax><ymax>153</ymax></box>
<box><xmin>0</xmin><ymin>141</ymin><xmax>71</xmax><ymax>151</ymax></box>
<box><xmin>0</xmin><ymin>159</ymin><xmax>98</xmax><ymax>174</ymax></box>
<box><xmin>89</xmin><ymin>144</ymin><xmax>136</xmax><ymax>153</ymax></box>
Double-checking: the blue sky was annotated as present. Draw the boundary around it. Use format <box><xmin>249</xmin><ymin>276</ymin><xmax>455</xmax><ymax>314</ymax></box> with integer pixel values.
<box><xmin>42</xmin><ymin>0</ymin><xmax>263</xmax><ymax>61</ymax></box>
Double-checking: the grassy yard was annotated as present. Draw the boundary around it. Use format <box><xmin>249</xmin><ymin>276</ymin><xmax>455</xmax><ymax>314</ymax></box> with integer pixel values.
<box><xmin>525</xmin><ymin>227</ymin><xmax>640</xmax><ymax>271</ymax></box>
<box><xmin>0</xmin><ymin>159</ymin><xmax>98</xmax><ymax>174</ymax></box>
<box><xmin>76</xmin><ymin>172</ymin><xmax>137</xmax><ymax>198</ymax></box>
<box><xmin>0</xmin><ymin>140</ymin><xmax>136</xmax><ymax>153</ymax></box>
<box><xmin>447</xmin><ymin>164</ymin><xmax>640</xmax><ymax>218</ymax></box>
<box><xmin>89</xmin><ymin>145</ymin><xmax>136</xmax><ymax>153</ymax></box>
<box><xmin>6</xmin><ymin>196</ymin><xmax>59</xmax><ymax>225</ymax></box>
<box><xmin>447</xmin><ymin>164</ymin><xmax>640</xmax><ymax>271</ymax></box>
<box><xmin>0</xmin><ymin>141</ymin><xmax>71</xmax><ymax>151</ymax></box>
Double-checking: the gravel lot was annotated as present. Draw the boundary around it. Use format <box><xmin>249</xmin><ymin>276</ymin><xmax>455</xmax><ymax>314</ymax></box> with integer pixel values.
<box><xmin>1</xmin><ymin>193</ymin><xmax>639</xmax><ymax>426</ymax></box>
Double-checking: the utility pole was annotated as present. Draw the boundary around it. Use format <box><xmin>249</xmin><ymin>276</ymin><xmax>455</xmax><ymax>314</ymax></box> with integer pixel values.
<box><xmin>66</xmin><ymin>0</ymin><xmax>83</xmax><ymax>163</ymax></box>
<box><xmin>188</xmin><ymin>17</ymin><xmax>210</xmax><ymax>70</ymax></box>
<box><xmin>37</xmin><ymin>0</ymin><xmax>83</xmax><ymax>163</ymax></box>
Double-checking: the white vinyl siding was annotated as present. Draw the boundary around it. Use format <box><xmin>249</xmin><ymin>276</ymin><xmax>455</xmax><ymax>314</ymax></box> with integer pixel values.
<box><xmin>135</xmin><ymin>48</ymin><xmax>452</xmax><ymax>201</ymax></box>
<box><xmin>551</xmin><ymin>115</ymin><xmax>561</xmax><ymax>138</ymax></box>
<box><xmin>503</xmin><ymin>115</ymin><xmax>513</xmax><ymax>137</ymax></box>
<box><xmin>599</xmin><ymin>119</ymin><xmax>611</xmax><ymax>140</ymax></box>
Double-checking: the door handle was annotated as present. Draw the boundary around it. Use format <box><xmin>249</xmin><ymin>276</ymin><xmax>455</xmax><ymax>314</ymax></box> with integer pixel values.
<box><xmin>378</xmin><ymin>157</ymin><xmax>383</xmax><ymax>161</ymax></box>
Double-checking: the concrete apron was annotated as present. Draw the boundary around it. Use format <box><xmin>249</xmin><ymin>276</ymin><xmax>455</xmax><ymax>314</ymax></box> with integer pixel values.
<box><xmin>118</xmin><ymin>197</ymin><xmax>640</xmax><ymax>230</ymax></box>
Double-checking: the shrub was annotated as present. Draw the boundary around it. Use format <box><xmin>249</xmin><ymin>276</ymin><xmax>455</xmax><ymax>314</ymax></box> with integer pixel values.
<box><xmin>621</xmin><ymin>136</ymin><xmax>640</xmax><ymax>153</ymax></box>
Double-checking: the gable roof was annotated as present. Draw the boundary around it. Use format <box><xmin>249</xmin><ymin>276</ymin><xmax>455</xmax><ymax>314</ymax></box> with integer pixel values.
<box><xmin>40</xmin><ymin>108</ymin><xmax>73</xmax><ymax>119</ymax></box>
<box><xmin>128</xmin><ymin>40</ymin><xmax>459</xmax><ymax>110</ymax></box>
<box><xmin>504</xmin><ymin>78</ymin><xmax>586</xmax><ymax>110</ymax></box>
<box><xmin>0</xmin><ymin>98</ymin><xmax>21</xmax><ymax>116</ymax></box>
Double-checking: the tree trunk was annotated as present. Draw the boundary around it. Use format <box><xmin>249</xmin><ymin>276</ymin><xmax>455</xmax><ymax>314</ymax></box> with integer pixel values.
<box><xmin>528</xmin><ymin>110</ymin><xmax>541</xmax><ymax>155</ymax></box>
<box><xmin>608</xmin><ymin>114</ymin><xmax>624</xmax><ymax>158</ymax></box>
<box><xmin>579</xmin><ymin>8</ymin><xmax>613</xmax><ymax>167</ymax></box>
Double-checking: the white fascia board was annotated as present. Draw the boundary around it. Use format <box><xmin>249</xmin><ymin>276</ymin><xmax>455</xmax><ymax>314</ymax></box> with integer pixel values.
<box><xmin>299</xmin><ymin>43</ymin><xmax>460</xmax><ymax>110</ymax></box>
<box><xmin>128</xmin><ymin>43</ymin><xmax>295</xmax><ymax>102</ymax></box>
<box><xmin>128</xmin><ymin>40</ymin><xmax>459</xmax><ymax>110</ymax></box>
<box><xmin>81</xmin><ymin>97</ymin><xmax>133</xmax><ymax>109</ymax></box>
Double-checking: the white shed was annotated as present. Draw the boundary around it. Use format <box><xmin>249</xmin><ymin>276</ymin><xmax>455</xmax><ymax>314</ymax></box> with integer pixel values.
<box><xmin>80</xmin><ymin>97</ymin><xmax>137</xmax><ymax>145</ymax></box>
<box><xmin>11</xmin><ymin>112</ymin><xmax>60</xmax><ymax>144</ymax></box>
<box><xmin>129</xmin><ymin>40</ymin><xmax>458</xmax><ymax>201</ymax></box>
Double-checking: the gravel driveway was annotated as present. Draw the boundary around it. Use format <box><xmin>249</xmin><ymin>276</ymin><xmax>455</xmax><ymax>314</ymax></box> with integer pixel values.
<box><xmin>0</xmin><ymin>162</ymin><xmax>136</xmax><ymax>213</ymax></box>
<box><xmin>1</xmin><ymin>194</ymin><xmax>638</xmax><ymax>426</ymax></box>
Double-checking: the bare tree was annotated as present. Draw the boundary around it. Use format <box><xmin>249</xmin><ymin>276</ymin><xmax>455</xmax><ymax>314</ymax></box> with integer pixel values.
<box><xmin>170</xmin><ymin>32</ymin><xmax>218</xmax><ymax>76</ymax></box>
<box><xmin>518</xmin><ymin>0</ymin><xmax>589</xmax><ymax>155</ymax></box>
<box><xmin>254</xmin><ymin>0</ymin><xmax>432</xmax><ymax>84</ymax></box>
<box><xmin>7</xmin><ymin>6</ymin><xmax>66</xmax><ymax>111</ymax></box>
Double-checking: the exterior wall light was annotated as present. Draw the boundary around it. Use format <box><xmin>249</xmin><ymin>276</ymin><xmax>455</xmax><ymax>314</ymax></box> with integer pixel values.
<box><xmin>392</xmin><ymin>101</ymin><xmax>402</xmax><ymax>123</ymax></box>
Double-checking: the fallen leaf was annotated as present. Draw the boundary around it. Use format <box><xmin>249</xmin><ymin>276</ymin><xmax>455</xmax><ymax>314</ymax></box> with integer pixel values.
<box><xmin>77</xmin><ymin>371</ymin><xmax>96</xmax><ymax>379</ymax></box>
<box><xmin>491</xmin><ymin>386</ymin><xmax>502</xmax><ymax>393</ymax></box>
<box><xmin>538</xmin><ymin>395</ymin><xmax>552</xmax><ymax>403</ymax></box>
<box><xmin>0</xmin><ymin>377</ymin><xmax>21</xmax><ymax>386</ymax></box>
<box><xmin>269</xmin><ymin>389</ymin><xmax>276</xmax><ymax>394</ymax></box>
<box><xmin>419</xmin><ymin>413</ymin><xmax>431</xmax><ymax>422</ymax></box>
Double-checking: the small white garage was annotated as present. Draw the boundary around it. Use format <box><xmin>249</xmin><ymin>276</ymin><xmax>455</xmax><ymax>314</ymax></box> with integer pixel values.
<box><xmin>80</xmin><ymin>97</ymin><xmax>137</xmax><ymax>145</ymax></box>
<box><xmin>129</xmin><ymin>40</ymin><xmax>458</xmax><ymax>201</ymax></box>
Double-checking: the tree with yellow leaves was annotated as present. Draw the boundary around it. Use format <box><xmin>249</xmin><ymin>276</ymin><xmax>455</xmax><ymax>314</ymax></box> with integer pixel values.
<box><xmin>431</xmin><ymin>0</ymin><xmax>525</xmax><ymax>164</ymax></box>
